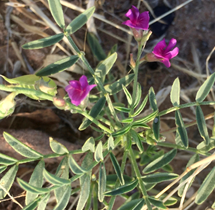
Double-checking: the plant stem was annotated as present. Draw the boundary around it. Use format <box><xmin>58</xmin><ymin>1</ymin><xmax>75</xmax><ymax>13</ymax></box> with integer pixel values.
<box><xmin>132</xmin><ymin>43</ymin><xmax>143</xmax><ymax>109</ymax></box>
<box><xmin>65</xmin><ymin>33</ymin><xmax>121</xmax><ymax>125</ymax></box>
<box><xmin>128</xmin><ymin>147</ymin><xmax>152</xmax><ymax>210</ymax></box>
<box><xmin>158</xmin><ymin>101</ymin><xmax>215</xmax><ymax>117</ymax></box>
<box><xmin>155</xmin><ymin>142</ymin><xmax>210</xmax><ymax>156</ymax></box>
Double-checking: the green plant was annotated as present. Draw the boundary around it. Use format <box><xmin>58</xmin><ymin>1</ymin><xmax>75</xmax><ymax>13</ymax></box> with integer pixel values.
<box><xmin>0</xmin><ymin>1</ymin><xmax>215</xmax><ymax>210</ymax></box>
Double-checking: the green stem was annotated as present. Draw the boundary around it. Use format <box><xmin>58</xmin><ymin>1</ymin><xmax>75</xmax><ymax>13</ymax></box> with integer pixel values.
<box><xmin>17</xmin><ymin>149</ymin><xmax>83</xmax><ymax>164</ymax></box>
<box><xmin>155</xmin><ymin>142</ymin><xmax>210</xmax><ymax>156</ymax></box>
<box><xmin>158</xmin><ymin>101</ymin><xmax>215</xmax><ymax>117</ymax></box>
<box><xmin>129</xmin><ymin>147</ymin><xmax>152</xmax><ymax>210</ymax></box>
<box><xmin>132</xmin><ymin>44</ymin><xmax>143</xmax><ymax>109</ymax></box>
<box><xmin>65</xmin><ymin>33</ymin><xmax>120</xmax><ymax>125</ymax></box>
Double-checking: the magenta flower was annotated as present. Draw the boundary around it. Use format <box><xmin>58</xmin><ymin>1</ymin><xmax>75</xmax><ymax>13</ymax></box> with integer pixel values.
<box><xmin>65</xmin><ymin>75</ymin><xmax>96</xmax><ymax>106</ymax></box>
<box><xmin>122</xmin><ymin>6</ymin><xmax>149</xmax><ymax>30</ymax></box>
<box><xmin>152</xmin><ymin>38</ymin><xmax>179</xmax><ymax>68</ymax></box>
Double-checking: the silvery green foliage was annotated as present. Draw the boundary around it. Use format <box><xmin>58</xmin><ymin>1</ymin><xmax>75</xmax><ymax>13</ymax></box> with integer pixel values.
<box><xmin>0</xmin><ymin>0</ymin><xmax>215</xmax><ymax>209</ymax></box>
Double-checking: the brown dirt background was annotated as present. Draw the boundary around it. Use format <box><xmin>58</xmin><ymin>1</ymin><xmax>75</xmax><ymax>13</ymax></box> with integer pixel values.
<box><xmin>0</xmin><ymin>0</ymin><xmax>215</xmax><ymax>209</ymax></box>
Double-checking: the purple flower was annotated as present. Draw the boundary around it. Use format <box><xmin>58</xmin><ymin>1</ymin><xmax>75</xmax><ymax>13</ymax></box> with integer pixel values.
<box><xmin>65</xmin><ymin>75</ymin><xmax>96</xmax><ymax>106</ymax></box>
<box><xmin>152</xmin><ymin>38</ymin><xmax>179</xmax><ymax>68</ymax></box>
<box><xmin>122</xmin><ymin>6</ymin><xmax>149</xmax><ymax>30</ymax></box>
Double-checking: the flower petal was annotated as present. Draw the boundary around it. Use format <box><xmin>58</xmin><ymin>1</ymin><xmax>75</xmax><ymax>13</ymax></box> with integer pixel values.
<box><xmin>161</xmin><ymin>58</ymin><xmax>171</xmax><ymax>68</ymax></box>
<box><xmin>125</xmin><ymin>5</ymin><xmax>139</xmax><ymax>22</ymax></box>
<box><xmin>70</xmin><ymin>89</ymin><xmax>84</xmax><ymax>106</ymax></box>
<box><xmin>122</xmin><ymin>20</ymin><xmax>139</xmax><ymax>29</ymax></box>
<box><xmin>164</xmin><ymin>38</ymin><xmax>177</xmax><ymax>53</ymax></box>
<box><xmin>152</xmin><ymin>39</ymin><xmax>166</xmax><ymax>58</ymax></box>
<box><xmin>79</xmin><ymin>75</ymin><xmax>89</xmax><ymax>90</ymax></box>
<box><xmin>136</xmin><ymin>11</ymin><xmax>149</xmax><ymax>30</ymax></box>
<box><xmin>69</xmin><ymin>80</ymin><xmax>81</xmax><ymax>89</ymax></box>
<box><xmin>170</xmin><ymin>47</ymin><xmax>179</xmax><ymax>59</ymax></box>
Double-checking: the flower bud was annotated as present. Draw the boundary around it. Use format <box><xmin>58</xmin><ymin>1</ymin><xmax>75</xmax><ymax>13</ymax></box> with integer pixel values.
<box><xmin>53</xmin><ymin>97</ymin><xmax>66</xmax><ymax>110</ymax></box>
<box><xmin>0</xmin><ymin>92</ymin><xmax>16</xmax><ymax>119</ymax></box>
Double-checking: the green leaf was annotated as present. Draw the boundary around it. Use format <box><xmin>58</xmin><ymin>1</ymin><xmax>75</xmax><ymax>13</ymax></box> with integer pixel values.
<box><xmin>68</xmin><ymin>155</ymin><xmax>87</xmax><ymax>174</ymax></box>
<box><xmin>0</xmin><ymin>153</ymin><xmax>17</xmax><ymax>165</ymax></box>
<box><xmin>143</xmin><ymin>149</ymin><xmax>177</xmax><ymax>174</ymax></box>
<box><xmin>1</xmin><ymin>75</ymin><xmax>57</xmax><ymax>100</ymax></box>
<box><xmin>22</xmin><ymin>197</ymin><xmax>41</xmax><ymax>210</ymax></box>
<box><xmin>175</xmin><ymin>130</ymin><xmax>184</xmax><ymax>148</ymax></box>
<box><xmin>105</xmin><ymin>74</ymin><xmax>135</xmax><ymax>95</ymax></box>
<box><xmin>112</xmin><ymin>124</ymin><xmax>131</xmax><ymax>137</ymax></box>
<box><xmin>87</xmin><ymin>32</ymin><xmax>106</xmax><ymax>61</ymax></box>
<box><xmin>107</xmin><ymin>136</ymin><xmax>114</xmax><ymax>150</ymax></box>
<box><xmin>148</xmin><ymin>197</ymin><xmax>167</xmax><ymax>209</ymax></box>
<box><xmin>153</xmin><ymin>116</ymin><xmax>160</xmax><ymax>141</ymax></box>
<box><xmin>0</xmin><ymin>165</ymin><xmax>18</xmax><ymax>199</ymax></box>
<box><xmin>196</xmin><ymin>73</ymin><xmax>215</xmax><ymax>102</ymax></box>
<box><xmin>132</xmin><ymin>199</ymin><xmax>146</xmax><ymax>210</ymax></box>
<box><xmin>130</xmin><ymin>130</ymin><xmax>144</xmax><ymax>153</ymax></box>
<box><xmin>109</xmin><ymin>152</ymin><xmax>124</xmax><ymax>185</ymax></box>
<box><xmin>114</xmin><ymin>106</ymin><xmax>131</xmax><ymax>113</ymax></box>
<box><xmin>95</xmin><ymin>53</ymin><xmax>117</xmax><ymax>82</ymax></box>
<box><xmin>54</xmin><ymin>156</ymin><xmax>69</xmax><ymax>203</ymax></box>
<box><xmin>162</xmin><ymin>164</ymin><xmax>173</xmax><ymax>172</ymax></box>
<box><xmin>121</xmin><ymin>118</ymin><xmax>133</xmax><ymax>123</ymax></box>
<box><xmin>124</xmin><ymin>191</ymin><xmax>140</xmax><ymax>204</ymax></box>
<box><xmin>36</xmin><ymin>55</ymin><xmax>79</xmax><ymax>76</ymax></box>
<box><xmin>37</xmin><ymin>193</ymin><xmax>50</xmax><ymax>210</ymax></box>
<box><xmin>132</xmin><ymin>83</ymin><xmax>142</xmax><ymax>109</ymax></box>
<box><xmin>26</xmin><ymin>160</ymin><xmax>45</xmax><ymax>205</ymax></box>
<box><xmin>118</xmin><ymin>199</ymin><xmax>144</xmax><ymax>210</ymax></box>
<box><xmin>108</xmin><ymin>44</ymin><xmax>118</xmax><ymax>56</ymax></box>
<box><xmin>3</xmin><ymin>132</ymin><xmax>42</xmax><ymax>158</ymax></box>
<box><xmin>122</xmin><ymin>84</ymin><xmax>132</xmax><ymax>106</ymax></box>
<box><xmin>49</xmin><ymin>137</ymin><xmax>69</xmax><ymax>154</ymax></box>
<box><xmin>47</xmin><ymin>0</ymin><xmax>65</xmax><ymax>29</ymax></box>
<box><xmin>195</xmin><ymin>166</ymin><xmax>215</xmax><ymax>204</ymax></box>
<box><xmin>170</xmin><ymin>78</ymin><xmax>180</xmax><ymax>106</ymax></box>
<box><xmin>22</xmin><ymin>33</ymin><xmax>64</xmax><ymax>49</ymax></box>
<box><xmin>43</xmin><ymin>169</ymin><xmax>70</xmax><ymax>185</ymax></box>
<box><xmin>196</xmin><ymin>105</ymin><xmax>210</xmax><ymax>145</ymax></box>
<box><xmin>85</xmin><ymin>182</ymin><xmax>93</xmax><ymax>210</ymax></box>
<box><xmin>98</xmin><ymin>162</ymin><xmax>106</xmax><ymax>202</ymax></box>
<box><xmin>17</xmin><ymin>178</ymin><xmax>52</xmax><ymax>194</ymax></box>
<box><xmin>163</xmin><ymin>196</ymin><xmax>178</xmax><ymax>206</ymax></box>
<box><xmin>66</xmin><ymin>7</ymin><xmax>95</xmax><ymax>34</ymax></box>
<box><xmin>175</xmin><ymin>110</ymin><xmax>188</xmax><ymax>148</ymax></box>
<box><xmin>149</xmin><ymin>87</ymin><xmax>158</xmax><ymax>111</ymax></box>
<box><xmin>132</xmin><ymin>95</ymin><xmax>148</xmax><ymax>117</ymax></box>
<box><xmin>77</xmin><ymin>173</ymin><xmax>91</xmax><ymax>210</ymax></box>
<box><xmin>178</xmin><ymin>154</ymin><xmax>199</xmax><ymax>196</ymax></box>
<box><xmin>135</xmin><ymin>110</ymin><xmax>158</xmax><ymax>124</ymax></box>
<box><xmin>142</xmin><ymin>173</ymin><xmax>178</xmax><ymax>184</ymax></box>
<box><xmin>82</xmin><ymin>137</ymin><xmax>95</xmax><ymax>152</ymax></box>
<box><xmin>79</xmin><ymin>96</ymin><xmax>106</xmax><ymax>130</ymax></box>
<box><xmin>105</xmin><ymin>179</ymin><xmax>138</xmax><ymax>196</ymax></box>
<box><xmin>197</xmin><ymin>137</ymin><xmax>215</xmax><ymax>152</ymax></box>
<box><xmin>53</xmin><ymin>185</ymin><xmax>71</xmax><ymax>210</ymax></box>
<box><xmin>106</xmin><ymin>174</ymin><xmax>132</xmax><ymax>186</ymax></box>
<box><xmin>145</xmin><ymin>183</ymin><xmax>156</xmax><ymax>191</ymax></box>
<box><xmin>94</xmin><ymin>141</ymin><xmax>103</xmax><ymax>162</ymax></box>
<box><xmin>0</xmin><ymin>166</ymin><xmax>7</xmax><ymax>173</ymax></box>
